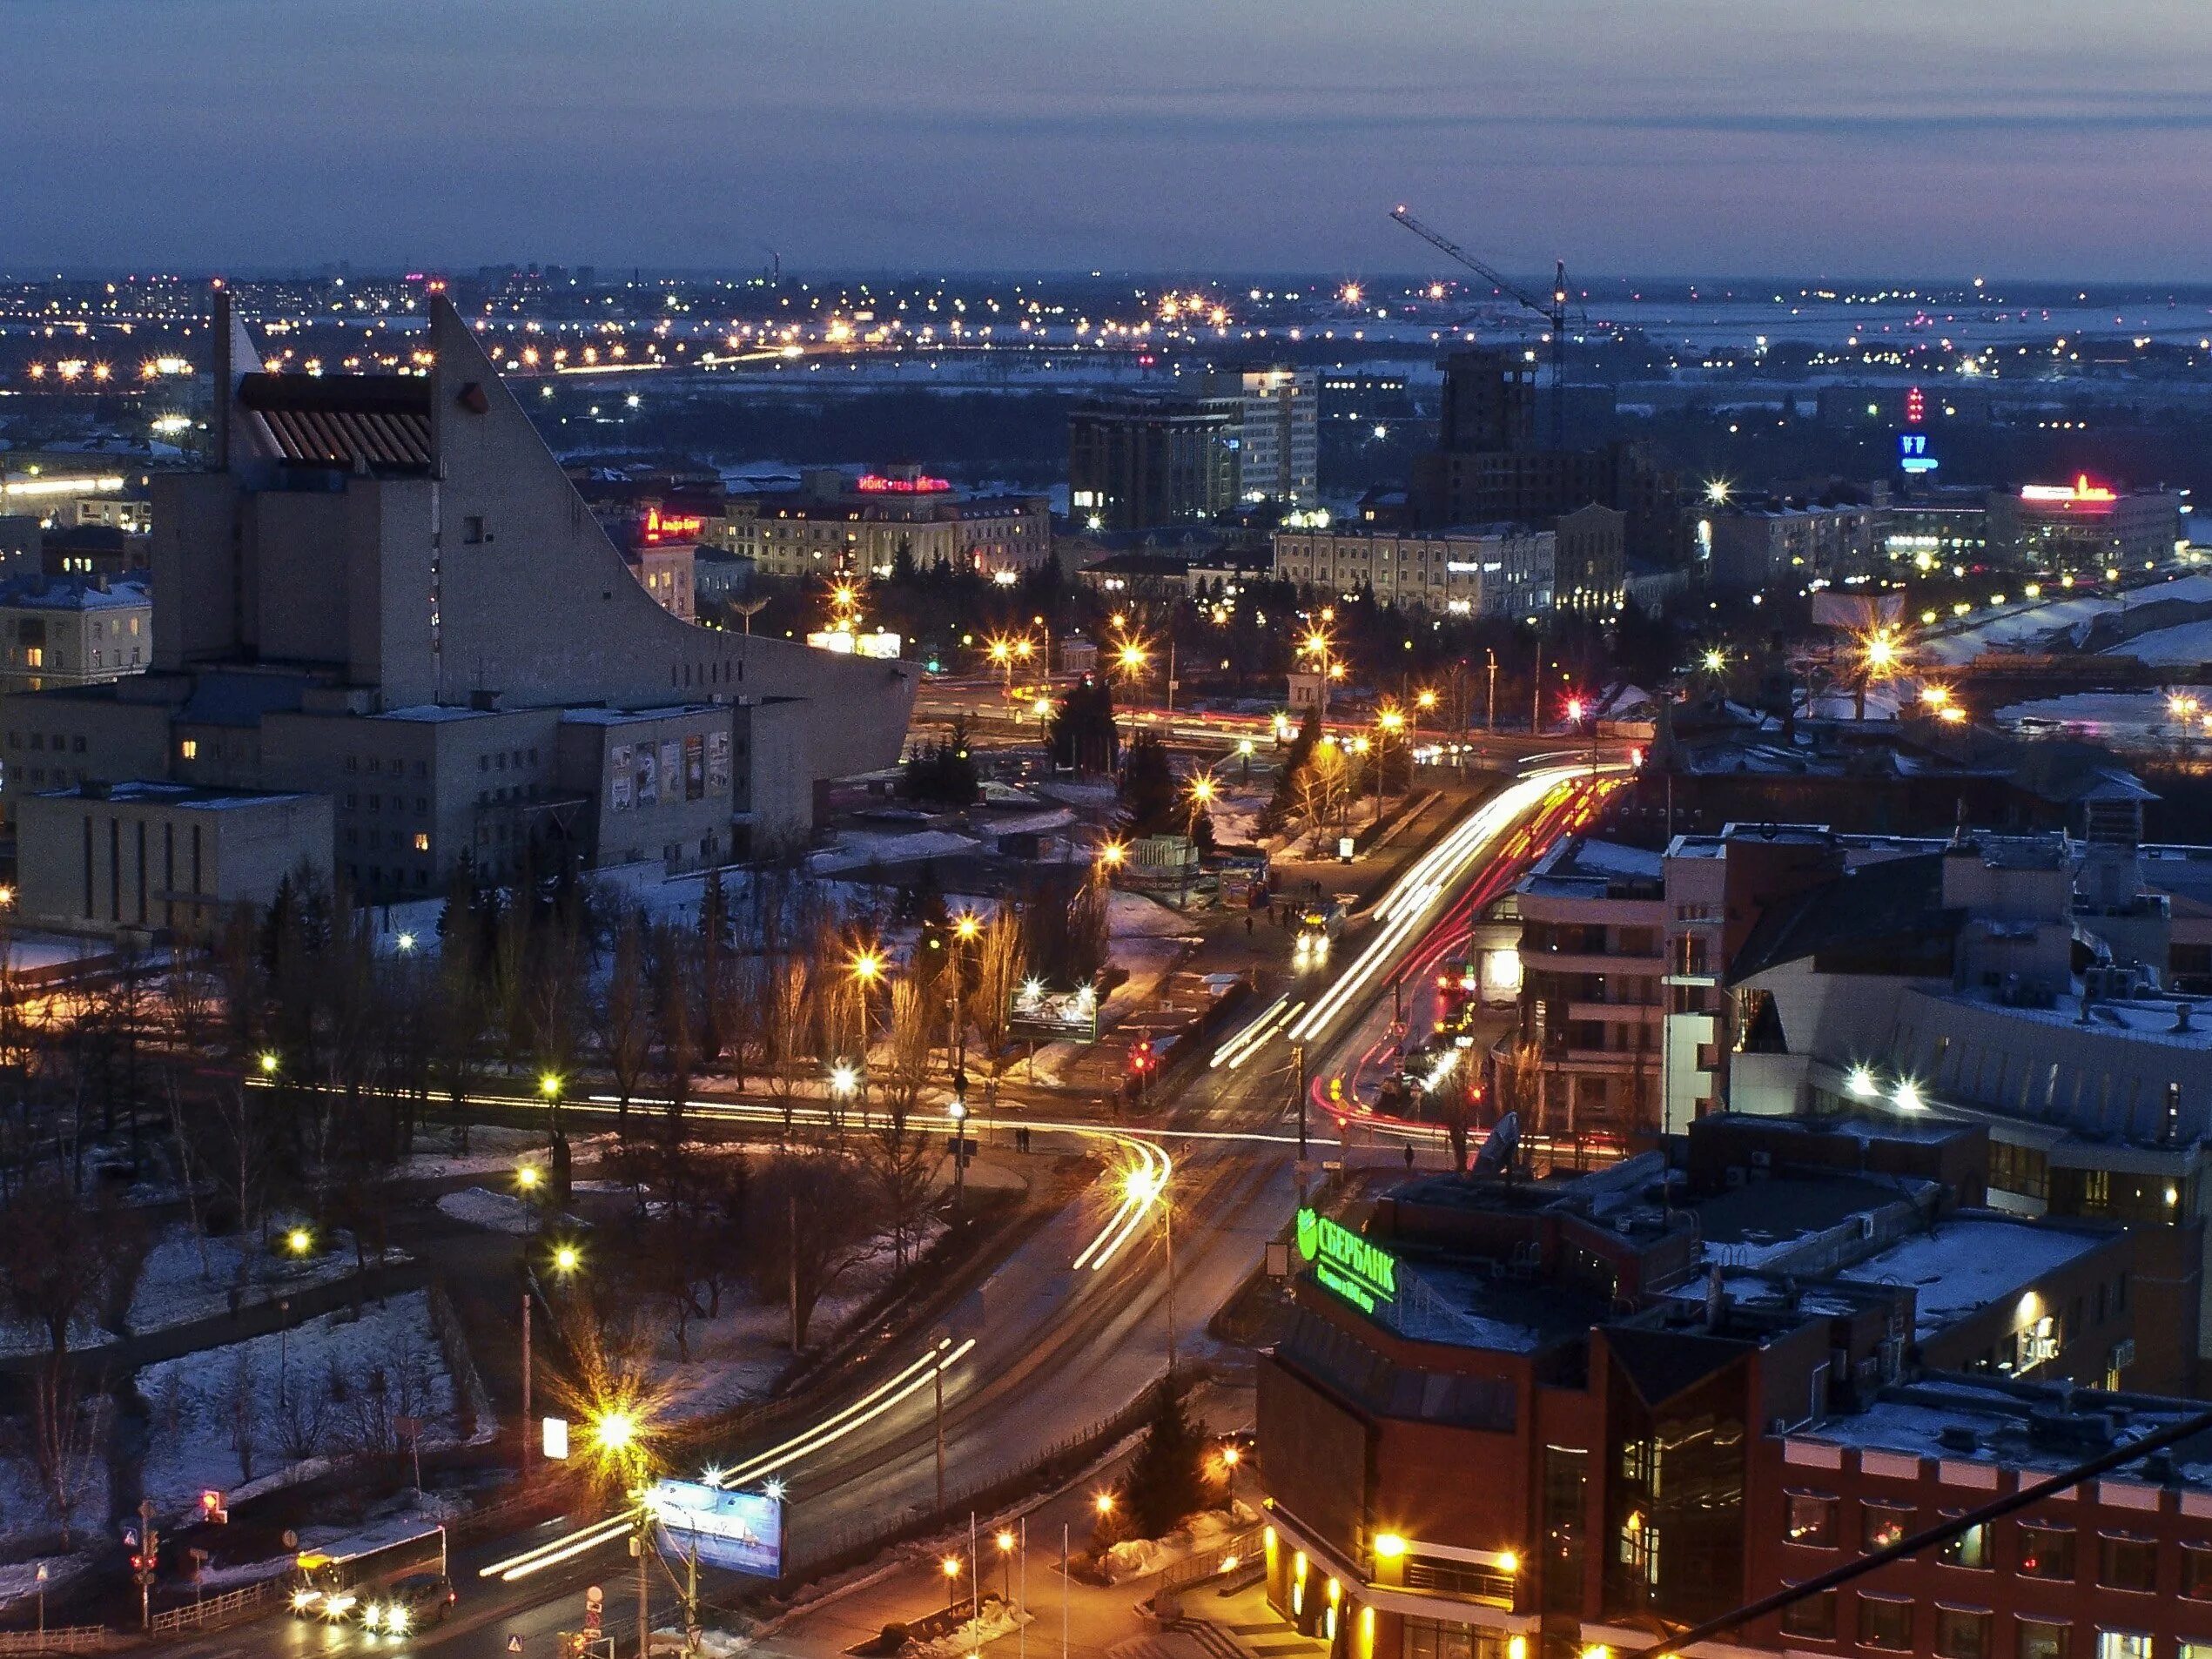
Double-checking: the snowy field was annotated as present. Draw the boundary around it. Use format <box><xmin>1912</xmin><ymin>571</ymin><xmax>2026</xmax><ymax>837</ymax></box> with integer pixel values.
<box><xmin>1924</xmin><ymin>574</ymin><xmax>2212</xmax><ymax>666</ymax></box>
<box><xmin>0</xmin><ymin>1224</ymin><xmax>398</xmax><ymax>1358</ymax></box>
<box><xmin>137</xmin><ymin>1290</ymin><xmax>459</xmax><ymax>1510</ymax></box>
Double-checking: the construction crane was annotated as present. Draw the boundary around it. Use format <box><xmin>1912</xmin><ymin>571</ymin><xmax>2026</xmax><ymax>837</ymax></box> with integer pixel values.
<box><xmin>1390</xmin><ymin>204</ymin><xmax>1570</xmax><ymax>449</ymax></box>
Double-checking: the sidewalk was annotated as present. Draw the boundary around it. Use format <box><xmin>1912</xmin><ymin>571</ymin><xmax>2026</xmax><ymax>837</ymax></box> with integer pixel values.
<box><xmin>753</xmin><ymin>1387</ymin><xmax>1255</xmax><ymax>1659</ymax></box>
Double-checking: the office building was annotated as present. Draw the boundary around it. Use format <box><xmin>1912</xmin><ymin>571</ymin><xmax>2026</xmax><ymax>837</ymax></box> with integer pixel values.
<box><xmin>1272</xmin><ymin>524</ymin><xmax>1556</xmax><ymax>619</ymax></box>
<box><xmin>1991</xmin><ymin>480</ymin><xmax>2186</xmax><ymax>575</ymax></box>
<box><xmin>1067</xmin><ymin>393</ymin><xmax>1239</xmax><ymax>532</ymax></box>
<box><xmin>1886</xmin><ymin>486</ymin><xmax>1994</xmax><ymax>572</ymax></box>
<box><xmin>726</xmin><ymin>468</ymin><xmax>1051</xmax><ymax>581</ymax></box>
<box><xmin>1255</xmin><ymin>1117</ymin><xmax>2200</xmax><ymax>1659</ymax></box>
<box><xmin>0</xmin><ymin>574</ymin><xmax>151</xmax><ymax>692</ymax></box>
<box><xmin>0</xmin><ymin>294</ymin><xmax>916</xmax><ymax>930</ymax></box>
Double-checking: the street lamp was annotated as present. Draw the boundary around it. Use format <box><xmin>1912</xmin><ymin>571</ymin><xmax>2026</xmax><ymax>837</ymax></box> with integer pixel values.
<box><xmin>1236</xmin><ymin>735</ymin><xmax>1255</xmax><ymax>782</ymax></box>
<box><xmin>551</xmin><ymin>1242</ymin><xmax>582</xmax><ymax>1276</ymax></box>
<box><xmin>850</xmin><ymin>946</ymin><xmax>884</xmax><ymax>987</ymax></box>
<box><xmin>515</xmin><ymin>1164</ymin><xmax>542</xmax><ymax>1196</ymax></box>
<box><xmin>258</xmin><ymin>1051</ymin><xmax>279</xmax><ymax>1077</ymax></box>
<box><xmin>395</xmin><ymin>931</ymin><xmax>416</xmax><ymax>953</ymax></box>
<box><xmin>996</xmin><ymin>1529</ymin><xmax>1017</xmax><ymax>1602</ymax></box>
<box><xmin>286</xmin><ymin>1227</ymin><xmax>313</xmax><ymax>1257</ymax></box>
<box><xmin>941</xmin><ymin>1555</ymin><xmax>964</xmax><ymax>1616</ymax></box>
<box><xmin>1701</xmin><ymin>648</ymin><xmax>1727</xmax><ymax>675</ymax></box>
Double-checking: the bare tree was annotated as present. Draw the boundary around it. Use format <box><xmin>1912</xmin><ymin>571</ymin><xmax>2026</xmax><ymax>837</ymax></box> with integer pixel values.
<box><xmin>762</xmin><ymin>954</ymin><xmax>812</xmax><ymax>1139</ymax></box>
<box><xmin>969</xmin><ymin>910</ymin><xmax>1026</xmax><ymax>1111</ymax></box>
<box><xmin>750</xmin><ymin>1151</ymin><xmax>880</xmax><ymax>1350</ymax></box>
<box><xmin>602</xmin><ymin>911</ymin><xmax>651</xmax><ymax>1125</ymax></box>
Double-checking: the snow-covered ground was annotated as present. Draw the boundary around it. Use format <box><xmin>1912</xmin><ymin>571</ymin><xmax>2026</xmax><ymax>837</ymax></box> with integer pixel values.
<box><xmin>434</xmin><ymin>1186</ymin><xmax>582</xmax><ymax>1236</ymax></box>
<box><xmin>137</xmin><ymin>1290</ymin><xmax>460</xmax><ymax>1510</ymax></box>
<box><xmin>1924</xmin><ymin>574</ymin><xmax>2212</xmax><ymax>666</ymax></box>
<box><xmin>808</xmin><ymin>830</ymin><xmax>980</xmax><ymax>875</ymax></box>
<box><xmin>0</xmin><ymin>1225</ymin><xmax>397</xmax><ymax>1358</ymax></box>
<box><xmin>644</xmin><ymin>1228</ymin><xmax>924</xmax><ymax>1424</ymax></box>
<box><xmin>1994</xmin><ymin>689</ymin><xmax>2179</xmax><ymax>743</ymax></box>
<box><xmin>2106</xmin><ymin>617</ymin><xmax>2212</xmax><ymax>667</ymax></box>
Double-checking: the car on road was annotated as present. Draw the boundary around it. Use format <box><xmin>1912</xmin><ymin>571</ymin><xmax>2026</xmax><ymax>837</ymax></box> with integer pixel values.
<box><xmin>359</xmin><ymin>1573</ymin><xmax>456</xmax><ymax>1635</ymax></box>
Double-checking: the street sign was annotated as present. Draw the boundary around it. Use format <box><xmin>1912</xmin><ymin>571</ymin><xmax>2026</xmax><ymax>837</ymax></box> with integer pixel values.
<box><xmin>509</xmin><ymin>1635</ymin><xmax>525</xmax><ymax>1654</ymax></box>
<box><xmin>542</xmin><ymin>1416</ymin><xmax>570</xmax><ymax>1461</ymax></box>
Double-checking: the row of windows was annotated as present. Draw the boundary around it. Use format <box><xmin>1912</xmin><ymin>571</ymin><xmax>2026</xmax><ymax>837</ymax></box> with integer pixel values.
<box><xmin>345</xmin><ymin>863</ymin><xmax>432</xmax><ymax>890</ymax></box>
<box><xmin>1787</xmin><ymin>1496</ymin><xmax>2177</xmax><ymax>1592</ymax></box>
<box><xmin>9</xmin><ymin>731</ymin><xmax>86</xmax><ymax>753</ymax></box>
<box><xmin>343</xmin><ymin>828</ymin><xmax>430</xmax><ymax>854</ymax></box>
<box><xmin>1785</xmin><ymin>1595</ymin><xmax>2188</xmax><ymax>1659</ymax></box>
<box><xmin>350</xmin><ymin>754</ymin><xmax>432</xmax><ymax>778</ymax></box>
<box><xmin>344</xmin><ymin>794</ymin><xmax>428</xmax><ymax>816</ymax></box>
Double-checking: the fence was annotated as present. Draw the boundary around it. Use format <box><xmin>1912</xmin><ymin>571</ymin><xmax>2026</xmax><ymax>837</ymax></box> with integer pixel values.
<box><xmin>0</xmin><ymin>1625</ymin><xmax>126</xmax><ymax>1653</ymax></box>
<box><xmin>425</xmin><ymin>1275</ymin><xmax>496</xmax><ymax>1444</ymax></box>
<box><xmin>1159</xmin><ymin>1526</ymin><xmax>1264</xmax><ymax>1592</ymax></box>
<box><xmin>146</xmin><ymin>1578</ymin><xmax>274</xmax><ymax>1638</ymax></box>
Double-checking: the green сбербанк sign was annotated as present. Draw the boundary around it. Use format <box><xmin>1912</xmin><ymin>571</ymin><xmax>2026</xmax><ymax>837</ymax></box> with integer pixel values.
<box><xmin>1295</xmin><ymin>1206</ymin><xmax>1397</xmax><ymax>1314</ymax></box>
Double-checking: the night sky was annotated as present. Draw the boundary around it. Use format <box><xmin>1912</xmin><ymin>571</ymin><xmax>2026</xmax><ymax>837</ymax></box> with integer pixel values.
<box><xmin>6</xmin><ymin>0</ymin><xmax>2209</xmax><ymax>279</ymax></box>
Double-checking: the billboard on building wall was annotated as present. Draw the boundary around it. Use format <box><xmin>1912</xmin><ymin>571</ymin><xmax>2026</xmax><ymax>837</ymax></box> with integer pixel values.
<box><xmin>684</xmin><ymin>734</ymin><xmax>705</xmax><ymax>801</ymax></box>
<box><xmin>634</xmin><ymin>742</ymin><xmax>659</xmax><ymax>807</ymax></box>
<box><xmin>707</xmin><ymin>731</ymin><xmax>730</xmax><ymax>796</ymax></box>
<box><xmin>659</xmin><ymin>741</ymin><xmax>681</xmax><ymax>803</ymax></box>
<box><xmin>610</xmin><ymin>744</ymin><xmax>633</xmax><ymax>811</ymax></box>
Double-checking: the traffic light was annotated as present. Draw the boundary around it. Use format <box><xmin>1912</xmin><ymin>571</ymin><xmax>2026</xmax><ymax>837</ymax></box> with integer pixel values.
<box><xmin>1128</xmin><ymin>1040</ymin><xmax>1153</xmax><ymax>1074</ymax></box>
<box><xmin>199</xmin><ymin>1489</ymin><xmax>228</xmax><ymax>1525</ymax></box>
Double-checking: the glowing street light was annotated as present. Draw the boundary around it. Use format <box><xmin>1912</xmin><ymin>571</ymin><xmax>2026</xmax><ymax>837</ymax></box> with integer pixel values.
<box><xmin>1701</xmin><ymin>648</ymin><xmax>1727</xmax><ymax>675</ymax></box>
<box><xmin>395</xmin><ymin>931</ymin><xmax>416</xmax><ymax>953</ymax></box>
<box><xmin>829</xmin><ymin>1061</ymin><xmax>859</xmax><ymax>1099</ymax></box>
<box><xmin>258</xmin><ymin>1051</ymin><xmax>280</xmax><ymax>1077</ymax></box>
<box><xmin>551</xmin><ymin>1242</ymin><xmax>582</xmax><ymax>1275</ymax></box>
<box><xmin>539</xmin><ymin>1072</ymin><xmax>562</xmax><ymax>1101</ymax></box>
<box><xmin>953</xmin><ymin>912</ymin><xmax>982</xmax><ymax>943</ymax></box>
<box><xmin>850</xmin><ymin>947</ymin><xmax>884</xmax><ymax>986</ymax></box>
<box><xmin>1093</xmin><ymin>1491</ymin><xmax>1117</xmax><ymax>1517</ymax></box>
<box><xmin>286</xmin><ymin>1227</ymin><xmax>313</xmax><ymax>1257</ymax></box>
<box><xmin>515</xmin><ymin>1164</ymin><xmax>543</xmax><ymax>1194</ymax></box>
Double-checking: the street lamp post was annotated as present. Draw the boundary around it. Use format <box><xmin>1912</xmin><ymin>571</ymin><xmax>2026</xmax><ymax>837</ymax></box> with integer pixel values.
<box><xmin>1485</xmin><ymin>648</ymin><xmax>1498</xmax><ymax>735</ymax></box>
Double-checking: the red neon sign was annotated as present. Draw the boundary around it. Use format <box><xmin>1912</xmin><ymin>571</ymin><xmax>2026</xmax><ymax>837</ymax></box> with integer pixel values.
<box><xmin>855</xmin><ymin>474</ymin><xmax>951</xmax><ymax>494</ymax></box>
<box><xmin>642</xmin><ymin>507</ymin><xmax>706</xmax><ymax>542</ymax></box>
<box><xmin>1905</xmin><ymin>386</ymin><xmax>1925</xmax><ymax>426</ymax></box>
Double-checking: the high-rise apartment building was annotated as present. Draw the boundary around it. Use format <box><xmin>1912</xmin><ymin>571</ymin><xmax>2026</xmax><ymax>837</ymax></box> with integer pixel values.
<box><xmin>1214</xmin><ymin>367</ymin><xmax>1319</xmax><ymax>506</ymax></box>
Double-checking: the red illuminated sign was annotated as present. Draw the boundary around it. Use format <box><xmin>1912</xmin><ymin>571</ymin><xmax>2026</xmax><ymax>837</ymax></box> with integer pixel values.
<box><xmin>855</xmin><ymin>474</ymin><xmax>951</xmax><ymax>494</ymax></box>
<box><xmin>1905</xmin><ymin>386</ymin><xmax>1925</xmax><ymax>426</ymax></box>
<box><xmin>642</xmin><ymin>507</ymin><xmax>706</xmax><ymax>542</ymax></box>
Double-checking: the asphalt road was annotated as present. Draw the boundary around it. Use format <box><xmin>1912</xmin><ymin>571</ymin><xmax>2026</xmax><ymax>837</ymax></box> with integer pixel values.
<box><xmin>184</xmin><ymin>762</ymin><xmax>1591</xmax><ymax>1658</ymax></box>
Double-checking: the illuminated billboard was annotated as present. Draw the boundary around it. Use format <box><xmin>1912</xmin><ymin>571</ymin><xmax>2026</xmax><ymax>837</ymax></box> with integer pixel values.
<box><xmin>644</xmin><ymin>1481</ymin><xmax>783</xmax><ymax>1578</ymax></box>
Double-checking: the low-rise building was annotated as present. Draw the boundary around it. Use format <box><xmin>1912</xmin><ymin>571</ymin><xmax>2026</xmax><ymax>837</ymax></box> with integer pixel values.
<box><xmin>1272</xmin><ymin>524</ymin><xmax>1556</xmax><ymax>618</ymax></box>
<box><xmin>727</xmin><ymin>467</ymin><xmax>1051</xmax><ymax>581</ymax></box>
<box><xmin>1704</xmin><ymin>492</ymin><xmax>1881</xmax><ymax>590</ymax></box>
<box><xmin>0</xmin><ymin>574</ymin><xmax>151</xmax><ymax>691</ymax></box>
<box><xmin>17</xmin><ymin>780</ymin><xmax>331</xmax><ymax>937</ymax></box>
